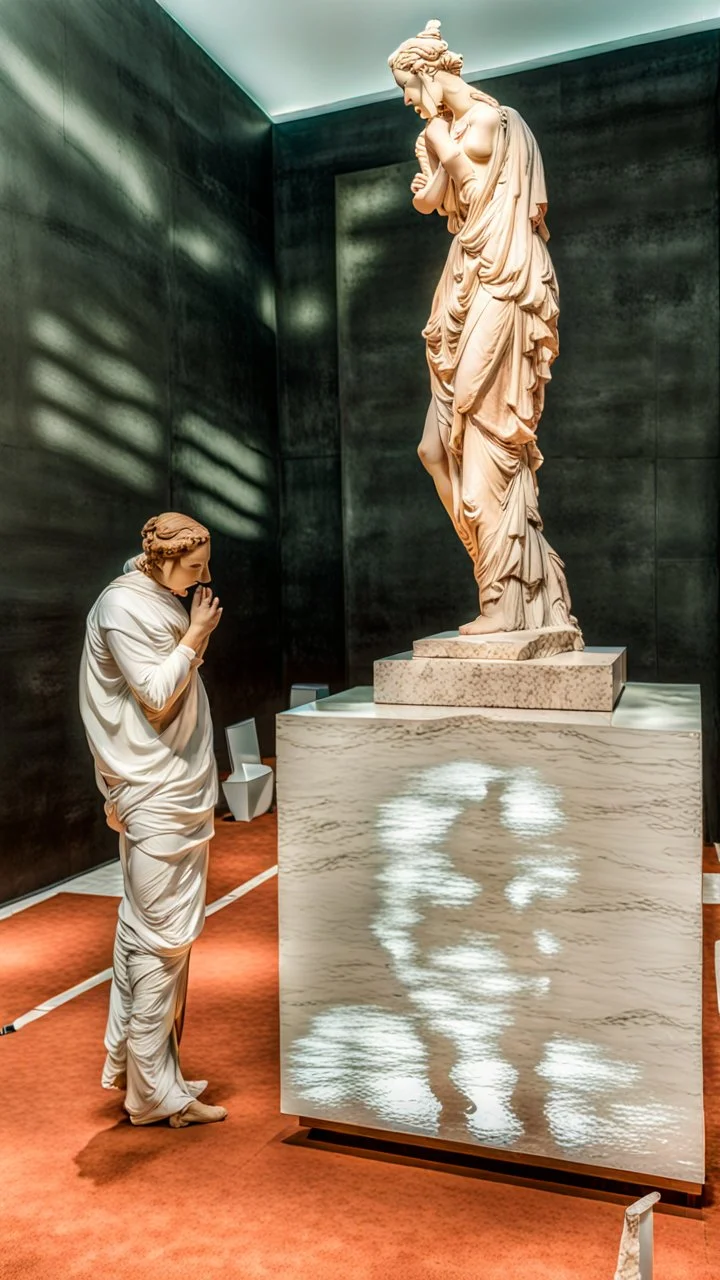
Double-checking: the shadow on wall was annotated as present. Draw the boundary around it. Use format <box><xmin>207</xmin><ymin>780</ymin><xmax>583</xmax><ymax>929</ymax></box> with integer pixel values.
<box><xmin>0</xmin><ymin>0</ymin><xmax>280</xmax><ymax>901</ymax></box>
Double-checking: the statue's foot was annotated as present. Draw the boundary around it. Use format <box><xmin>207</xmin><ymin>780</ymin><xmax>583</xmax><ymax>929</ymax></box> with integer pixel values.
<box><xmin>458</xmin><ymin>614</ymin><xmax>507</xmax><ymax>636</ymax></box>
<box><xmin>169</xmin><ymin>1099</ymin><xmax>227</xmax><ymax>1128</ymax></box>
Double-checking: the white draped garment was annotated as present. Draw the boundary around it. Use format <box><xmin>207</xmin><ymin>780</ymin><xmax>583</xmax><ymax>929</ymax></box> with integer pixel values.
<box><xmin>79</xmin><ymin>567</ymin><xmax>217</xmax><ymax>1123</ymax></box>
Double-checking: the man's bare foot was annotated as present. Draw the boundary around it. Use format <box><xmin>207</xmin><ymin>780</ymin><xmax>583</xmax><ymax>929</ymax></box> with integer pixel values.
<box><xmin>458</xmin><ymin>614</ymin><xmax>508</xmax><ymax>636</ymax></box>
<box><xmin>169</xmin><ymin>1099</ymin><xmax>227</xmax><ymax>1128</ymax></box>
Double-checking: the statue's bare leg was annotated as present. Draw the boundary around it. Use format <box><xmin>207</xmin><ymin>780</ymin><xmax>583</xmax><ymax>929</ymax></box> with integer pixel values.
<box><xmin>417</xmin><ymin>405</ymin><xmax>457</xmax><ymax>529</ymax></box>
<box><xmin>169</xmin><ymin>1099</ymin><xmax>228</xmax><ymax>1128</ymax></box>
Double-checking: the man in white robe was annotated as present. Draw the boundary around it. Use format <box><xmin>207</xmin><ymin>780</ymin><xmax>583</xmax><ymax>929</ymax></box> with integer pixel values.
<box><xmin>79</xmin><ymin>514</ymin><xmax>226</xmax><ymax>1127</ymax></box>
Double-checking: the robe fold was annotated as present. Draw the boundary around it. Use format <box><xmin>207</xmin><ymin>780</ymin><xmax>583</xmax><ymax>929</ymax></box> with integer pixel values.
<box><xmin>79</xmin><ymin>568</ymin><xmax>217</xmax><ymax>1124</ymax></box>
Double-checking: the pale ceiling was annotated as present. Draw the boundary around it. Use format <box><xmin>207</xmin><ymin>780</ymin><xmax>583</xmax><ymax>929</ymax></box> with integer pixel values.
<box><xmin>156</xmin><ymin>0</ymin><xmax>720</xmax><ymax>121</ymax></box>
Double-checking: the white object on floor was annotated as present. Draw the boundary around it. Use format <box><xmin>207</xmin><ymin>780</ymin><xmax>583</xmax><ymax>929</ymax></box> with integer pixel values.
<box><xmin>703</xmin><ymin>874</ymin><xmax>720</xmax><ymax>905</ymax></box>
<box><xmin>222</xmin><ymin>718</ymin><xmax>274</xmax><ymax>822</ymax></box>
<box><xmin>290</xmin><ymin>683</ymin><xmax>330</xmax><ymax>708</ymax></box>
<box><xmin>613</xmin><ymin>1191</ymin><xmax>660</xmax><ymax>1280</ymax></box>
<box><xmin>226</xmin><ymin>718</ymin><xmax>263</xmax><ymax>766</ymax></box>
<box><xmin>223</xmin><ymin>764</ymin><xmax>275</xmax><ymax>822</ymax></box>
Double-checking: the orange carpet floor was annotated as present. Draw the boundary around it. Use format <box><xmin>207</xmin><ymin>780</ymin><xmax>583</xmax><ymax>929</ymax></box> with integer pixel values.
<box><xmin>0</xmin><ymin>828</ymin><xmax>718</xmax><ymax>1279</ymax></box>
<box><xmin>0</xmin><ymin>813</ymin><xmax>277</xmax><ymax>1026</ymax></box>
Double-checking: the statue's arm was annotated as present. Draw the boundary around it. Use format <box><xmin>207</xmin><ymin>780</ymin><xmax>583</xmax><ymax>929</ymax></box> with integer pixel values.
<box><xmin>423</xmin><ymin>117</ymin><xmax>475</xmax><ymax>192</ymax></box>
<box><xmin>105</xmin><ymin>620</ymin><xmax>194</xmax><ymax>714</ymax></box>
<box><xmin>412</xmin><ymin>163</ymin><xmax>449</xmax><ymax>215</ymax></box>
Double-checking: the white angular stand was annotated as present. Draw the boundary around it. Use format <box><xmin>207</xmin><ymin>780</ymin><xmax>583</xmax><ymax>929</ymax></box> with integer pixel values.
<box><xmin>614</xmin><ymin>1192</ymin><xmax>660</xmax><ymax>1280</ymax></box>
<box><xmin>290</xmin><ymin>683</ymin><xmax>330</xmax><ymax>708</ymax></box>
<box><xmin>222</xmin><ymin>718</ymin><xmax>274</xmax><ymax>822</ymax></box>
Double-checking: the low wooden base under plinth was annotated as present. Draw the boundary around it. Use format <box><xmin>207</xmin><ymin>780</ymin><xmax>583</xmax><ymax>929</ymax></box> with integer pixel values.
<box><xmin>295</xmin><ymin>1117</ymin><xmax>704</xmax><ymax>1202</ymax></box>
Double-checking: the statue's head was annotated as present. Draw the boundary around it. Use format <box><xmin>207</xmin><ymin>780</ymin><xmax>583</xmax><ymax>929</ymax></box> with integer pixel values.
<box><xmin>388</xmin><ymin>19</ymin><xmax>463</xmax><ymax>120</ymax></box>
<box><xmin>138</xmin><ymin>512</ymin><xmax>211</xmax><ymax>597</ymax></box>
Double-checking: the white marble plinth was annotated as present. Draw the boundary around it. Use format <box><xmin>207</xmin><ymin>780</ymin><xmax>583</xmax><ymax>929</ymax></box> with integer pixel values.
<box><xmin>276</xmin><ymin>684</ymin><xmax>704</xmax><ymax>1186</ymax></box>
<box><xmin>374</xmin><ymin>646</ymin><xmax>626</xmax><ymax>712</ymax></box>
<box><xmin>414</xmin><ymin>627</ymin><xmax>584</xmax><ymax>662</ymax></box>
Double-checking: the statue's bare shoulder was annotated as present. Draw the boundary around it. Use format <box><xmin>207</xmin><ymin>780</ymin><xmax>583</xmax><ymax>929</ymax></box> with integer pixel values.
<box><xmin>460</xmin><ymin>101</ymin><xmax>502</xmax><ymax>164</ymax></box>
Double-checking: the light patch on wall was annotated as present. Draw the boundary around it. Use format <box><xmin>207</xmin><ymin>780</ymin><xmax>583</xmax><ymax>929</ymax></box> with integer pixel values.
<box><xmin>174</xmin><ymin>441</ymin><xmax>268</xmax><ymax>518</ymax></box>
<box><xmin>73</xmin><ymin>304</ymin><xmax>132</xmax><ymax>351</ymax></box>
<box><xmin>341</xmin><ymin>178</ymin><xmax>407</xmax><ymax>224</ymax></box>
<box><xmin>287</xmin><ymin>291</ymin><xmax>329</xmax><ymax>335</ymax></box>
<box><xmin>181</xmin><ymin>486</ymin><xmax>264</xmax><ymax>541</ymax></box>
<box><xmin>172</xmin><ymin>226</ymin><xmax>225</xmax><ymax>270</ymax></box>
<box><xmin>177</xmin><ymin>413</ymin><xmax>272</xmax><ymax>486</ymax></box>
<box><xmin>335</xmin><ymin>238</ymin><xmax>382</xmax><ymax>288</ymax></box>
<box><xmin>0</xmin><ymin>38</ymin><xmax>158</xmax><ymax>220</ymax></box>
<box><xmin>257</xmin><ymin>279</ymin><xmax>277</xmax><ymax>333</ymax></box>
<box><xmin>32</xmin><ymin>358</ymin><xmax>95</xmax><ymax>417</ymax></box>
<box><xmin>33</xmin><ymin>406</ymin><xmax>158</xmax><ymax>492</ymax></box>
<box><xmin>30</xmin><ymin>313</ymin><xmax>78</xmax><ymax>359</ymax></box>
<box><xmin>84</xmin><ymin>351</ymin><xmax>158</xmax><ymax>406</ymax></box>
<box><xmin>103</xmin><ymin>404</ymin><xmax>164</xmax><ymax>456</ymax></box>
<box><xmin>32</xmin><ymin>341</ymin><xmax>163</xmax><ymax>458</ymax></box>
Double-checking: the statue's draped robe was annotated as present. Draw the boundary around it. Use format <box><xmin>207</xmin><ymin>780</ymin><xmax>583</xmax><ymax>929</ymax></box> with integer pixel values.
<box><xmin>422</xmin><ymin>104</ymin><xmax>578</xmax><ymax>631</ymax></box>
<box><xmin>79</xmin><ymin>569</ymin><xmax>217</xmax><ymax>1124</ymax></box>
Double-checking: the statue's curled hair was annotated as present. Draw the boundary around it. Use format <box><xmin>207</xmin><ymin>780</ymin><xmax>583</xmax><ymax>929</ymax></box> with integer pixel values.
<box><xmin>388</xmin><ymin>19</ymin><xmax>463</xmax><ymax>79</ymax></box>
<box><xmin>388</xmin><ymin>19</ymin><xmax>500</xmax><ymax>110</ymax></box>
<box><xmin>137</xmin><ymin>512</ymin><xmax>210</xmax><ymax>573</ymax></box>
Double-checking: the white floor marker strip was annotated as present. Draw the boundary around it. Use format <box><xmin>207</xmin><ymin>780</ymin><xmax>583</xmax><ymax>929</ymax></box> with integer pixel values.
<box><xmin>1</xmin><ymin>865</ymin><xmax>278</xmax><ymax>1035</ymax></box>
<box><xmin>205</xmin><ymin>865</ymin><xmax>277</xmax><ymax>916</ymax></box>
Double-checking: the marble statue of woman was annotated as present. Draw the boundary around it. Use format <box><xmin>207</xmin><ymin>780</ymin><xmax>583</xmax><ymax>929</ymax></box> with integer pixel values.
<box><xmin>389</xmin><ymin>21</ymin><xmax>581</xmax><ymax>638</ymax></box>
<box><xmin>79</xmin><ymin>513</ymin><xmax>227</xmax><ymax>1128</ymax></box>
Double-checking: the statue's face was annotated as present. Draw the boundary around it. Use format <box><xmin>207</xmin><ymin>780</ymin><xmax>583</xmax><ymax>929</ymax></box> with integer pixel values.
<box><xmin>156</xmin><ymin>542</ymin><xmax>212</xmax><ymax>597</ymax></box>
<box><xmin>393</xmin><ymin>68</ymin><xmax>440</xmax><ymax>120</ymax></box>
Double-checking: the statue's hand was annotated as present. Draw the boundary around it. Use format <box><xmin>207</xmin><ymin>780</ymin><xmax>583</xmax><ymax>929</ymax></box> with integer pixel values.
<box><xmin>191</xmin><ymin>585</ymin><xmax>221</xmax><ymax>630</ymax></box>
<box><xmin>104</xmin><ymin>801</ymin><xmax>127</xmax><ymax>835</ymax></box>
<box><xmin>410</xmin><ymin>172</ymin><xmax>426</xmax><ymax>195</ymax></box>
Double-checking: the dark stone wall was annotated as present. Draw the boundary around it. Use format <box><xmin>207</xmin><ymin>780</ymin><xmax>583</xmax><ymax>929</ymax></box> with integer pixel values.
<box><xmin>275</xmin><ymin>32</ymin><xmax>720</xmax><ymax>834</ymax></box>
<box><xmin>0</xmin><ymin>0</ymin><xmax>279</xmax><ymax>901</ymax></box>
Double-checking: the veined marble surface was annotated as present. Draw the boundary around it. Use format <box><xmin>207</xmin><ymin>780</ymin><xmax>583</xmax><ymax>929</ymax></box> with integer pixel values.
<box><xmin>374</xmin><ymin>646</ymin><xmax>627</xmax><ymax>712</ymax></box>
<box><xmin>277</xmin><ymin>685</ymin><xmax>704</xmax><ymax>1184</ymax></box>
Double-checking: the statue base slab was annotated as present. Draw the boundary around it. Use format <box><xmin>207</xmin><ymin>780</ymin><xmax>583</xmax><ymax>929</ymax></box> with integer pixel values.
<box><xmin>414</xmin><ymin>626</ymin><xmax>583</xmax><ymax>662</ymax></box>
<box><xmin>374</xmin><ymin>645</ymin><xmax>626</xmax><ymax>712</ymax></box>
